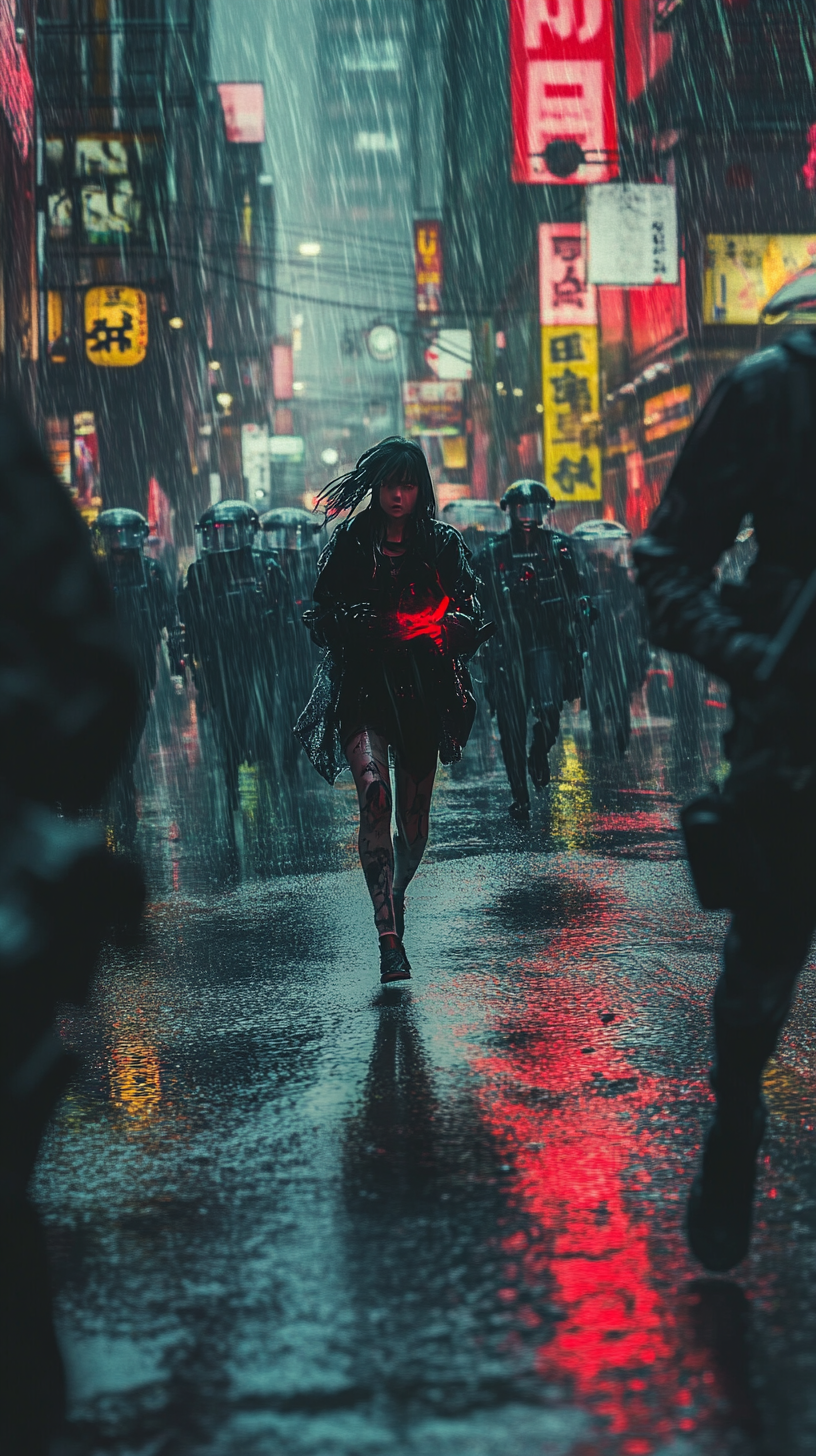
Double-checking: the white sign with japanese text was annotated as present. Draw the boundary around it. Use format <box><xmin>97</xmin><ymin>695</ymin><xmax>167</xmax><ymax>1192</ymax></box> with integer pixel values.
<box><xmin>586</xmin><ymin>184</ymin><xmax>679</xmax><ymax>286</ymax></box>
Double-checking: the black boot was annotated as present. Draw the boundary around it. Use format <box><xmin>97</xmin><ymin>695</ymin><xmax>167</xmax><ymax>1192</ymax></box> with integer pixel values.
<box><xmin>380</xmin><ymin>933</ymin><xmax>411</xmax><ymax>984</ymax></box>
<box><xmin>508</xmin><ymin>796</ymin><xmax>530</xmax><ymax>824</ymax></box>
<box><xmin>527</xmin><ymin>721</ymin><xmax>551</xmax><ymax>790</ymax></box>
<box><xmin>393</xmin><ymin>889</ymin><xmax>406</xmax><ymax>941</ymax></box>
<box><xmin>686</xmin><ymin>1099</ymin><xmax>767</xmax><ymax>1272</ymax></box>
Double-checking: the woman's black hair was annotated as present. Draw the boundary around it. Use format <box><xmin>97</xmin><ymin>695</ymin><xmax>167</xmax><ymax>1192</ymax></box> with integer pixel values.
<box><xmin>315</xmin><ymin>437</ymin><xmax>435</xmax><ymax>533</ymax></box>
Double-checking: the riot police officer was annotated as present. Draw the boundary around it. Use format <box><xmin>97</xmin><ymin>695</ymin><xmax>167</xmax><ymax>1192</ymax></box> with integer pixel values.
<box><xmin>93</xmin><ymin>508</ymin><xmax>181</xmax><ymax>847</ymax></box>
<box><xmin>634</xmin><ymin>274</ymin><xmax>816</xmax><ymax>1271</ymax></box>
<box><xmin>179</xmin><ymin>500</ymin><xmax>294</xmax><ymax>820</ymax></box>
<box><xmin>258</xmin><ymin>507</ymin><xmax>328</xmax><ymax>609</ymax></box>
<box><xmin>474</xmin><ymin>479</ymin><xmax>589</xmax><ymax>822</ymax></box>
<box><xmin>571</xmin><ymin>519</ymin><xmax>648</xmax><ymax>755</ymax></box>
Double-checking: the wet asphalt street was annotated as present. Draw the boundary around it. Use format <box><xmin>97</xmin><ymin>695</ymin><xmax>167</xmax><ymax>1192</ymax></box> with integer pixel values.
<box><xmin>33</xmin><ymin>694</ymin><xmax>816</xmax><ymax>1456</ymax></box>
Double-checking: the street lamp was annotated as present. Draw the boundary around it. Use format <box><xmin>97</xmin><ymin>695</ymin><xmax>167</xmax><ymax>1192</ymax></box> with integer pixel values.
<box><xmin>168</xmin><ymin>315</ymin><xmax>184</xmax><ymax>330</ymax></box>
<box><xmin>216</xmin><ymin>391</ymin><xmax>233</xmax><ymax>410</ymax></box>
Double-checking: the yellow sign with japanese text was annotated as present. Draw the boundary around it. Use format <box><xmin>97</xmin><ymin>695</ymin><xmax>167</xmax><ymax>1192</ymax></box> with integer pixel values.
<box><xmin>541</xmin><ymin>324</ymin><xmax>602</xmax><ymax>502</ymax></box>
<box><xmin>84</xmin><ymin>286</ymin><xmax>148</xmax><ymax>366</ymax></box>
<box><xmin>703</xmin><ymin>235</ymin><xmax>816</xmax><ymax>325</ymax></box>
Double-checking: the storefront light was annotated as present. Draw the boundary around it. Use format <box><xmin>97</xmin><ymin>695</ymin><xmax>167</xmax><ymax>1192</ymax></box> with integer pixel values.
<box><xmin>209</xmin><ymin>360</ymin><xmax>221</xmax><ymax>371</ymax></box>
<box><xmin>298</xmin><ymin>242</ymin><xmax>321</xmax><ymax>257</ymax></box>
<box><xmin>168</xmin><ymin>316</ymin><xmax>184</xmax><ymax>330</ymax></box>
<box><xmin>293</xmin><ymin>381</ymin><xmax>305</xmax><ymax>392</ymax></box>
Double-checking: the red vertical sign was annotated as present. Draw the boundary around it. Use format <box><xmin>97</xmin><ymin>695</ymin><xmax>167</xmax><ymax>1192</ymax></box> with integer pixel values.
<box><xmin>510</xmin><ymin>0</ymin><xmax>618</xmax><ymax>185</ymax></box>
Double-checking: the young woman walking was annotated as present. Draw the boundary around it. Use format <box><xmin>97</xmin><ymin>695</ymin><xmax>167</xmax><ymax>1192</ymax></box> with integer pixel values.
<box><xmin>296</xmin><ymin>438</ymin><xmax>490</xmax><ymax>984</ymax></box>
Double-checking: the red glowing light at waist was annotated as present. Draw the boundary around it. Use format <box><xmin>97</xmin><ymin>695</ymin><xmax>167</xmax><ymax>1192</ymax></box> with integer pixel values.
<box><xmin>388</xmin><ymin>594</ymin><xmax>450</xmax><ymax>642</ymax></box>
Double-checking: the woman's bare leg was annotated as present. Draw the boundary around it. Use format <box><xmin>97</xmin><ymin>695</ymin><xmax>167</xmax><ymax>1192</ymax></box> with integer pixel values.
<box><xmin>393</xmin><ymin>756</ymin><xmax>437</xmax><ymax>894</ymax></box>
<box><xmin>345</xmin><ymin>727</ymin><xmax>396</xmax><ymax>936</ymax></box>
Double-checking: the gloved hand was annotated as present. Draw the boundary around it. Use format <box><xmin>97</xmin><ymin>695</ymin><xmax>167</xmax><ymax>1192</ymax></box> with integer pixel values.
<box><xmin>718</xmin><ymin>631</ymin><xmax>772</xmax><ymax>694</ymax></box>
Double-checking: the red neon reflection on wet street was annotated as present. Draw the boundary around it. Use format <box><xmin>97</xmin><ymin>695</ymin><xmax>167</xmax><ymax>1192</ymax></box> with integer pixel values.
<box><xmin>465</xmin><ymin>858</ymin><xmax>738</xmax><ymax>1451</ymax></box>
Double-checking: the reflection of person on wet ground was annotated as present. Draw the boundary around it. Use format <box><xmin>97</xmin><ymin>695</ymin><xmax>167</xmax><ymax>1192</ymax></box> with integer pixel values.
<box><xmin>341</xmin><ymin>1000</ymin><xmax>543</xmax><ymax>1390</ymax></box>
<box><xmin>635</xmin><ymin>316</ymin><xmax>816</xmax><ymax>1273</ymax></box>
<box><xmin>295</xmin><ymin>437</ymin><xmax>490</xmax><ymax>984</ymax></box>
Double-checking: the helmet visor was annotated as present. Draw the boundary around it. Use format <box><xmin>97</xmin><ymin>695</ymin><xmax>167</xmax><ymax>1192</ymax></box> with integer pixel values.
<box><xmin>200</xmin><ymin>519</ymin><xmax>256</xmax><ymax>553</ymax></box>
<box><xmin>512</xmin><ymin>501</ymin><xmax>548</xmax><ymax>526</ymax></box>
<box><xmin>100</xmin><ymin>523</ymin><xmax>147</xmax><ymax>552</ymax></box>
<box><xmin>263</xmin><ymin>527</ymin><xmax>303</xmax><ymax>552</ymax></box>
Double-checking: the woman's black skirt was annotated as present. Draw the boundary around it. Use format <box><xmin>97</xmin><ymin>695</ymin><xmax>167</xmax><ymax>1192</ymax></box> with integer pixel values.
<box><xmin>338</xmin><ymin>652</ymin><xmax>441</xmax><ymax>777</ymax></box>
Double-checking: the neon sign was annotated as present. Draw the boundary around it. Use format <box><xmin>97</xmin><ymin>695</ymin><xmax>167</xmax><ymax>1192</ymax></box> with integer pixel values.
<box><xmin>510</xmin><ymin>0</ymin><xmax>618</xmax><ymax>185</ymax></box>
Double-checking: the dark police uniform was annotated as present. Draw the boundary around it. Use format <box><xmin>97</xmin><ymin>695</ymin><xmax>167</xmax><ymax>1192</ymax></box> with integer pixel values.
<box><xmin>475</xmin><ymin>514</ymin><xmax>586</xmax><ymax>814</ymax></box>
<box><xmin>96</xmin><ymin>512</ymin><xmax>181</xmax><ymax>847</ymax></box>
<box><xmin>180</xmin><ymin>527</ymin><xmax>293</xmax><ymax>809</ymax></box>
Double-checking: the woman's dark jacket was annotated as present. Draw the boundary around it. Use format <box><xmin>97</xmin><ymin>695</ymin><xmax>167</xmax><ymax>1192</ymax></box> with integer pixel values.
<box><xmin>294</xmin><ymin>511</ymin><xmax>491</xmax><ymax>782</ymax></box>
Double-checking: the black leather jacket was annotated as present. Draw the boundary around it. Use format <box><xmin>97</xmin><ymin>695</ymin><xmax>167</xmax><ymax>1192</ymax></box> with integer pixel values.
<box><xmin>295</xmin><ymin>511</ymin><xmax>491</xmax><ymax>782</ymax></box>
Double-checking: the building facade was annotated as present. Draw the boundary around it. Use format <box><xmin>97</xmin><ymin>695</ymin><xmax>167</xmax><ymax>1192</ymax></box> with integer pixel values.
<box><xmin>36</xmin><ymin>0</ymin><xmax>211</xmax><ymax>543</ymax></box>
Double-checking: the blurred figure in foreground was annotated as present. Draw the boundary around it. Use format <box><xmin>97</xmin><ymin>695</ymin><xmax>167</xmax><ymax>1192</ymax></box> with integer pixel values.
<box><xmin>296</xmin><ymin>438</ymin><xmax>490</xmax><ymax>984</ymax></box>
<box><xmin>570</xmin><ymin>519</ymin><xmax>648</xmax><ymax>756</ymax></box>
<box><xmin>179</xmin><ymin>501</ymin><xmax>295</xmax><ymax>829</ymax></box>
<box><xmin>474</xmin><ymin>480</ymin><xmax>590</xmax><ymax>822</ymax></box>
<box><xmin>0</xmin><ymin>403</ymin><xmax>142</xmax><ymax>1454</ymax></box>
<box><xmin>93</xmin><ymin>508</ymin><xmax>183</xmax><ymax>847</ymax></box>
<box><xmin>634</xmin><ymin>283</ymin><xmax>816</xmax><ymax>1273</ymax></box>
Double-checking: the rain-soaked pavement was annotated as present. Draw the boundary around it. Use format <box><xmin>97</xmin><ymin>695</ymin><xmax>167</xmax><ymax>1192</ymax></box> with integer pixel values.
<box><xmin>34</xmin><ymin>684</ymin><xmax>816</xmax><ymax>1456</ymax></box>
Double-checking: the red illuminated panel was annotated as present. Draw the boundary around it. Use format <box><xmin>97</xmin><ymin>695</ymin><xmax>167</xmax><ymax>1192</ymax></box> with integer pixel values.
<box><xmin>624</xmin><ymin>0</ymin><xmax>672</xmax><ymax>104</ymax></box>
<box><xmin>147</xmin><ymin>477</ymin><xmax>174</xmax><ymax>543</ymax></box>
<box><xmin>628</xmin><ymin>259</ymin><xmax>687</xmax><ymax>360</ymax></box>
<box><xmin>272</xmin><ymin>342</ymin><xmax>294</xmax><ymax>401</ymax></box>
<box><xmin>598</xmin><ymin>285</ymin><xmax>627</xmax><ymax>347</ymax></box>
<box><xmin>217</xmin><ymin>83</ymin><xmax>265</xmax><ymax>144</ymax></box>
<box><xmin>0</xmin><ymin>0</ymin><xmax>33</xmax><ymax>162</ymax></box>
<box><xmin>510</xmin><ymin>0</ymin><xmax>618</xmax><ymax>185</ymax></box>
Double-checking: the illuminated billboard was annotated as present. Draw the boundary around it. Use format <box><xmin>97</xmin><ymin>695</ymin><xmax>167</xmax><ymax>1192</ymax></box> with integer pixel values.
<box><xmin>218</xmin><ymin>83</ymin><xmax>265</xmax><ymax>144</ymax></box>
<box><xmin>46</xmin><ymin>134</ymin><xmax>160</xmax><ymax>247</ymax></box>
<box><xmin>510</xmin><ymin>0</ymin><xmax>618</xmax><ymax>185</ymax></box>
<box><xmin>703</xmin><ymin>235</ymin><xmax>816</xmax><ymax>325</ymax></box>
<box><xmin>84</xmin><ymin>287</ymin><xmax>148</xmax><ymax>367</ymax></box>
<box><xmin>272</xmin><ymin>342</ymin><xmax>294</xmax><ymax>400</ymax></box>
<box><xmin>403</xmin><ymin>381</ymin><xmax>463</xmax><ymax>437</ymax></box>
<box><xmin>414</xmin><ymin>221</ymin><xmax>443</xmax><ymax>313</ymax></box>
<box><xmin>541</xmin><ymin>324</ymin><xmax>602</xmax><ymax>502</ymax></box>
<box><xmin>642</xmin><ymin>384</ymin><xmax>694</xmax><ymax>448</ymax></box>
<box><xmin>539</xmin><ymin>223</ymin><xmax>597</xmax><ymax>327</ymax></box>
<box><xmin>0</xmin><ymin>0</ymin><xmax>34</xmax><ymax>161</ymax></box>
